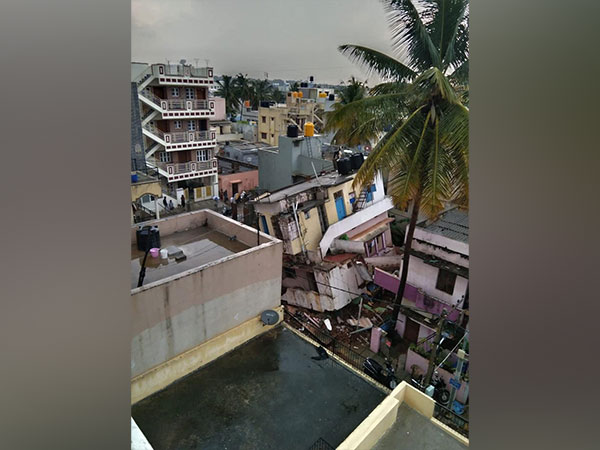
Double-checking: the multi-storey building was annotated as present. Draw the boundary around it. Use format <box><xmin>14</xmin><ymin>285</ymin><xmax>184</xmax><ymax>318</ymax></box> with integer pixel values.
<box><xmin>131</xmin><ymin>62</ymin><xmax>219</xmax><ymax>202</ymax></box>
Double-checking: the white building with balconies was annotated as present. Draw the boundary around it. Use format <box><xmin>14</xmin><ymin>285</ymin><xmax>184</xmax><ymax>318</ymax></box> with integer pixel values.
<box><xmin>132</xmin><ymin>62</ymin><xmax>219</xmax><ymax>201</ymax></box>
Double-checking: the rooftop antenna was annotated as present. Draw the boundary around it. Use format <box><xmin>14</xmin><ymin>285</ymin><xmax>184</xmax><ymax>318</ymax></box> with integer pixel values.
<box><xmin>194</xmin><ymin>58</ymin><xmax>199</xmax><ymax>68</ymax></box>
<box><xmin>204</xmin><ymin>58</ymin><xmax>210</xmax><ymax>68</ymax></box>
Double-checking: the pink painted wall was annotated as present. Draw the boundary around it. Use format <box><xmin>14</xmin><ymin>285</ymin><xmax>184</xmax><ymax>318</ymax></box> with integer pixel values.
<box><xmin>218</xmin><ymin>170</ymin><xmax>259</xmax><ymax>196</ymax></box>
<box><xmin>212</xmin><ymin>96</ymin><xmax>226</xmax><ymax>121</ymax></box>
<box><xmin>374</xmin><ymin>267</ymin><xmax>461</xmax><ymax>322</ymax></box>
<box><xmin>373</xmin><ymin>267</ymin><xmax>400</xmax><ymax>293</ymax></box>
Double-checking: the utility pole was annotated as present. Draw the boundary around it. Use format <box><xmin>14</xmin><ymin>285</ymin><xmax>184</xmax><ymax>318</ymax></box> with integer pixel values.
<box><xmin>424</xmin><ymin>309</ymin><xmax>448</xmax><ymax>387</ymax></box>
<box><xmin>448</xmin><ymin>336</ymin><xmax>468</xmax><ymax>406</ymax></box>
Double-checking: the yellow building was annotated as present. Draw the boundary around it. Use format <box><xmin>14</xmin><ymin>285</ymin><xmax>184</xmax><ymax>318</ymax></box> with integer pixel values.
<box><xmin>131</xmin><ymin>172</ymin><xmax>162</xmax><ymax>224</ymax></box>
<box><xmin>257</xmin><ymin>92</ymin><xmax>324</xmax><ymax>146</ymax></box>
<box><xmin>253</xmin><ymin>170</ymin><xmax>395</xmax><ymax>311</ymax></box>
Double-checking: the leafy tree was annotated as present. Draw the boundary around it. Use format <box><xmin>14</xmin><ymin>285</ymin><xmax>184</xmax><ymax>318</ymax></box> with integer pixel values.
<box><xmin>325</xmin><ymin>0</ymin><xmax>469</xmax><ymax>320</ymax></box>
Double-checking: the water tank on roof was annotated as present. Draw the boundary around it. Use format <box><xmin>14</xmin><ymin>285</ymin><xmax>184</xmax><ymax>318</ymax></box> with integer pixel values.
<box><xmin>292</xmin><ymin>92</ymin><xmax>298</xmax><ymax>98</ymax></box>
<box><xmin>259</xmin><ymin>100</ymin><xmax>271</xmax><ymax>108</ymax></box>
<box><xmin>318</xmin><ymin>92</ymin><xmax>327</xmax><ymax>98</ymax></box>
<box><xmin>287</xmin><ymin>124</ymin><xmax>299</xmax><ymax>138</ymax></box>
<box><xmin>328</xmin><ymin>94</ymin><xmax>335</xmax><ymax>101</ymax></box>
<box><xmin>309</xmin><ymin>76</ymin><xmax>314</xmax><ymax>82</ymax></box>
<box><xmin>136</xmin><ymin>225</ymin><xmax>161</xmax><ymax>252</ymax></box>
<box><xmin>300</xmin><ymin>82</ymin><xmax>308</xmax><ymax>88</ymax></box>
<box><xmin>297</xmin><ymin>91</ymin><xmax>303</xmax><ymax>98</ymax></box>
<box><xmin>350</xmin><ymin>153</ymin><xmax>364</xmax><ymax>170</ymax></box>
<box><xmin>337</xmin><ymin>157</ymin><xmax>352</xmax><ymax>175</ymax></box>
<box><xmin>304</xmin><ymin>122</ymin><xmax>315</xmax><ymax>137</ymax></box>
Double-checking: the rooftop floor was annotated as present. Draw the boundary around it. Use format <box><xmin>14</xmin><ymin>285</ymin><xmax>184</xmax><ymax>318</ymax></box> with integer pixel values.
<box><xmin>132</xmin><ymin>327</ymin><xmax>386</xmax><ymax>449</ymax></box>
<box><xmin>372</xmin><ymin>404</ymin><xmax>468</xmax><ymax>450</ymax></box>
<box><xmin>131</xmin><ymin>226</ymin><xmax>250</xmax><ymax>289</ymax></box>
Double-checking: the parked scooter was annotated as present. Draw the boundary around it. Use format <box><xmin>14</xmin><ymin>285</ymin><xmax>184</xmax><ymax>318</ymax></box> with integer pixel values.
<box><xmin>431</xmin><ymin>372</ymin><xmax>450</xmax><ymax>406</ymax></box>
<box><xmin>363</xmin><ymin>358</ymin><xmax>397</xmax><ymax>389</ymax></box>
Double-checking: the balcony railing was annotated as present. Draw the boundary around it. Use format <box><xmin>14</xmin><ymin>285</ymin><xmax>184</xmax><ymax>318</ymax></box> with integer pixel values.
<box><xmin>152</xmin><ymin>64</ymin><xmax>213</xmax><ymax>79</ymax></box>
<box><xmin>139</xmin><ymin>91</ymin><xmax>213</xmax><ymax>112</ymax></box>
<box><xmin>166</xmin><ymin>130</ymin><xmax>214</xmax><ymax>143</ymax></box>
<box><xmin>143</xmin><ymin>126</ymin><xmax>215</xmax><ymax>145</ymax></box>
<box><xmin>153</xmin><ymin>160</ymin><xmax>216</xmax><ymax>175</ymax></box>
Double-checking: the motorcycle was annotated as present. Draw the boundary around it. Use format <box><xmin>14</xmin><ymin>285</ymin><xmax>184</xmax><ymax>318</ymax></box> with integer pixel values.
<box><xmin>431</xmin><ymin>372</ymin><xmax>450</xmax><ymax>406</ymax></box>
<box><xmin>410</xmin><ymin>371</ymin><xmax>450</xmax><ymax>407</ymax></box>
<box><xmin>363</xmin><ymin>358</ymin><xmax>397</xmax><ymax>389</ymax></box>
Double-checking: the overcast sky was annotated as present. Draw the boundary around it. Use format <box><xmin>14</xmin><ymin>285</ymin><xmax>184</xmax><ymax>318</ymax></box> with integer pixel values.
<box><xmin>132</xmin><ymin>0</ymin><xmax>395</xmax><ymax>85</ymax></box>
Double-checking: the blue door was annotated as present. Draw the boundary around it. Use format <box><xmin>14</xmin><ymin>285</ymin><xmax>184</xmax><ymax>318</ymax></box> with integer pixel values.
<box><xmin>260</xmin><ymin>215</ymin><xmax>270</xmax><ymax>235</ymax></box>
<box><xmin>335</xmin><ymin>196</ymin><xmax>346</xmax><ymax>220</ymax></box>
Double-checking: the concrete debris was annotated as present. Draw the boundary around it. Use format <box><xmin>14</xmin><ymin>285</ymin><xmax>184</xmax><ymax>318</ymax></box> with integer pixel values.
<box><xmin>358</xmin><ymin>317</ymin><xmax>373</xmax><ymax>328</ymax></box>
<box><xmin>324</xmin><ymin>318</ymin><xmax>332</xmax><ymax>331</ymax></box>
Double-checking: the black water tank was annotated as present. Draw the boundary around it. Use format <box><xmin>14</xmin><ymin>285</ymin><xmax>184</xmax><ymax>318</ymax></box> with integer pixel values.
<box><xmin>259</xmin><ymin>100</ymin><xmax>271</xmax><ymax>108</ymax></box>
<box><xmin>337</xmin><ymin>157</ymin><xmax>352</xmax><ymax>175</ymax></box>
<box><xmin>136</xmin><ymin>225</ymin><xmax>161</xmax><ymax>251</ymax></box>
<box><xmin>309</xmin><ymin>75</ymin><xmax>314</xmax><ymax>82</ymax></box>
<box><xmin>287</xmin><ymin>124</ymin><xmax>299</xmax><ymax>138</ymax></box>
<box><xmin>328</xmin><ymin>94</ymin><xmax>335</xmax><ymax>101</ymax></box>
<box><xmin>300</xmin><ymin>82</ymin><xmax>308</xmax><ymax>88</ymax></box>
<box><xmin>350</xmin><ymin>153</ymin><xmax>364</xmax><ymax>170</ymax></box>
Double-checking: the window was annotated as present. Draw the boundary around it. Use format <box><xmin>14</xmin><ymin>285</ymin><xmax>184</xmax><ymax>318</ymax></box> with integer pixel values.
<box><xmin>261</xmin><ymin>132</ymin><xmax>267</xmax><ymax>139</ymax></box>
<box><xmin>196</xmin><ymin>149</ymin><xmax>211</xmax><ymax>161</ymax></box>
<box><xmin>187</xmin><ymin>120</ymin><xmax>196</xmax><ymax>131</ymax></box>
<box><xmin>261</xmin><ymin>116</ymin><xmax>266</xmax><ymax>123</ymax></box>
<box><xmin>304</xmin><ymin>210</ymin><xmax>310</xmax><ymax>219</ymax></box>
<box><xmin>173</xmin><ymin>120</ymin><xmax>182</xmax><ymax>129</ymax></box>
<box><xmin>171</xmin><ymin>87</ymin><xmax>179</xmax><ymax>97</ymax></box>
<box><xmin>159</xmin><ymin>152</ymin><xmax>172</xmax><ymax>163</ymax></box>
<box><xmin>436</xmin><ymin>269</ymin><xmax>457</xmax><ymax>295</ymax></box>
<box><xmin>185</xmin><ymin>87</ymin><xmax>195</xmax><ymax>99</ymax></box>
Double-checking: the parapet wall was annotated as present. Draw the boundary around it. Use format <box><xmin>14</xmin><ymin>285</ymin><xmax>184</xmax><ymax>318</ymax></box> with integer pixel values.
<box><xmin>131</xmin><ymin>210</ymin><xmax>282</xmax><ymax>382</ymax></box>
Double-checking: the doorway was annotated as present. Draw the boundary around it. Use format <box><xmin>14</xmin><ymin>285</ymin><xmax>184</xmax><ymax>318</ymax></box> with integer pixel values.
<box><xmin>404</xmin><ymin>318</ymin><xmax>420</xmax><ymax>344</ymax></box>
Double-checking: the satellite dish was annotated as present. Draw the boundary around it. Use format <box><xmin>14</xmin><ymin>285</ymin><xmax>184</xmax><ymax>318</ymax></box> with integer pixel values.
<box><xmin>260</xmin><ymin>310</ymin><xmax>279</xmax><ymax>326</ymax></box>
<box><xmin>179</xmin><ymin>59</ymin><xmax>187</xmax><ymax>65</ymax></box>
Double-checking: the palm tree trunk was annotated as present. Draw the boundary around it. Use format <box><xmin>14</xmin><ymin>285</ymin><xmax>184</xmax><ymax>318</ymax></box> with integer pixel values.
<box><xmin>392</xmin><ymin>187</ymin><xmax>423</xmax><ymax>325</ymax></box>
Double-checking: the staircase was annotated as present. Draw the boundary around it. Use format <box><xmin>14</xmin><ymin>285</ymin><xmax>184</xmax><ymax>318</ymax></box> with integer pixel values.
<box><xmin>353</xmin><ymin>189</ymin><xmax>369</xmax><ymax>212</ymax></box>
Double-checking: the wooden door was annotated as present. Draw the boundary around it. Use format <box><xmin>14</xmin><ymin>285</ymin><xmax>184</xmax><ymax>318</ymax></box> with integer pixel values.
<box><xmin>404</xmin><ymin>318</ymin><xmax>420</xmax><ymax>343</ymax></box>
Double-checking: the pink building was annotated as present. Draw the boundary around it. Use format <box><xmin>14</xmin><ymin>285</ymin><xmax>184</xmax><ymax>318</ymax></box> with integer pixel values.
<box><xmin>217</xmin><ymin>156</ymin><xmax>258</xmax><ymax>199</ymax></box>
<box><xmin>132</xmin><ymin>63</ymin><xmax>219</xmax><ymax>201</ymax></box>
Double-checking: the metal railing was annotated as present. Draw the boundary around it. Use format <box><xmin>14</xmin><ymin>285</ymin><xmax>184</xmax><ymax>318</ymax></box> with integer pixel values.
<box><xmin>139</xmin><ymin>90</ymin><xmax>162</xmax><ymax>106</ymax></box>
<box><xmin>285</xmin><ymin>311</ymin><xmax>367</xmax><ymax>373</ymax></box>
<box><xmin>156</xmin><ymin>64</ymin><xmax>213</xmax><ymax>78</ymax></box>
<box><xmin>433</xmin><ymin>402</ymin><xmax>469</xmax><ymax>437</ymax></box>
<box><xmin>152</xmin><ymin>160</ymin><xmax>215</xmax><ymax>175</ymax></box>
<box><xmin>167</xmin><ymin>130</ymin><xmax>213</xmax><ymax>143</ymax></box>
<box><xmin>142</xmin><ymin>124</ymin><xmax>165</xmax><ymax>140</ymax></box>
<box><xmin>139</xmin><ymin>91</ymin><xmax>211</xmax><ymax>111</ymax></box>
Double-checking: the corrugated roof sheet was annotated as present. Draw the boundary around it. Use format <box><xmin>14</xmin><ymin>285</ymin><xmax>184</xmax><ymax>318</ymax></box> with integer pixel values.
<box><xmin>421</xmin><ymin>208</ymin><xmax>469</xmax><ymax>243</ymax></box>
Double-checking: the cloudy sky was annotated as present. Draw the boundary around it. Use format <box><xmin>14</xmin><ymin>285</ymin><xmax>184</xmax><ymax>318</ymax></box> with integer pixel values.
<box><xmin>132</xmin><ymin>0</ymin><xmax>395</xmax><ymax>85</ymax></box>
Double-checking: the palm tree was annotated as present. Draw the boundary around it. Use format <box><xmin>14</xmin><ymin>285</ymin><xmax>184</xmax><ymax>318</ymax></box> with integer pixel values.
<box><xmin>328</xmin><ymin>76</ymin><xmax>369</xmax><ymax>146</ymax></box>
<box><xmin>249</xmin><ymin>79</ymin><xmax>274</xmax><ymax>109</ymax></box>
<box><xmin>289</xmin><ymin>81</ymin><xmax>300</xmax><ymax>92</ymax></box>
<box><xmin>325</xmin><ymin>0</ymin><xmax>469</xmax><ymax>323</ymax></box>
<box><xmin>233</xmin><ymin>73</ymin><xmax>252</xmax><ymax>117</ymax></box>
<box><xmin>337</xmin><ymin>76</ymin><xmax>368</xmax><ymax>105</ymax></box>
<box><xmin>215</xmin><ymin>75</ymin><xmax>237</xmax><ymax>118</ymax></box>
<box><xmin>272</xmin><ymin>88</ymin><xmax>286</xmax><ymax>104</ymax></box>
